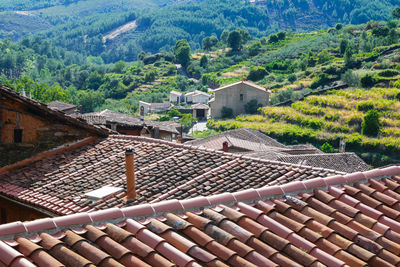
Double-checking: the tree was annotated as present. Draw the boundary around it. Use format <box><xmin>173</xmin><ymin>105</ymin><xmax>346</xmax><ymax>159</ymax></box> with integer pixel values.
<box><xmin>113</xmin><ymin>60</ymin><xmax>126</xmax><ymax>73</ymax></box>
<box><xmin>200</xmin><ymin>55</ymin><xmax>208</xmax><ymax>68</ymax></box>
<box><xmin>202</xmin><ymin>36</ymin><xmax>218</xmax><ymax>50</ymax></box>
<box><xmin>247</xmin><ymin>67</ymin><xmax>268</xmax><ymax>81</ymax></box>
<box><xmin>245</xmin><ymin>99</ymin><xmax>262</xmax><ymax>114</ymax></box>
<box><xmin>173</xmin><ymin>39</ymin><xmax>191</xmax><ymax>68</ymax></box>
<box><xmin>335</xmin><ymin>23</ymin><xmax>343</xmax><ymax>30</ymax></box>
<box><xmin>220</xmin><ymin>30</ymin><xmax>229</xmax><ymax>44</ymax></box>
<box><xmin>321</xmin><ymin>143</ymin><xmax>334</xmax><ymax>153</ymax></box>
<box><xmin>360</xmin><ymin>74</ymin><xmax>376</xmax><ymax>88</ymax></box>
<box><xmin>392</xmin><ymin>7</ymin><xmax>400</xmax><ymax>19</ymax></box>
<box><xmin>167</xmin><ymin>109</ymin><xmax>181</xmax><ymax>118</ymax></box>
<box><xmin>361</xmin><ymin>110</ymin><xmax>380</xmax><ymax>137</ymax></box>
<box><xmin>339</xmin><ymin>39</ymin><xmax>348</xmax><ymax>55</ymax></box>
<box><xmin>344</xmin><ymin>45</ymin><xmax>354</xmax><ymax>67</ymax></box>
<box><xmin>180</xmin><ymin>114</ymin><xmax>196</xmax><ymax>130</ymax></box>
<box><xmin>227</xmin><ymin>30</ymin><xmax>241</xmax><ymax>51</ymax></box>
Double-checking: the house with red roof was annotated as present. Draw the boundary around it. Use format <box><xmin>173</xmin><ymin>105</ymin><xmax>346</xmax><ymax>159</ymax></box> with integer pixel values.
<box><xmin>0</xmin><ymin>166</ymin><xmax>399</xmax><ymax>266</ymax></box>
<box><xmin>0</xmin><ymin>134</ymin><xmax>344</xmax><ymax>223</ymax></box>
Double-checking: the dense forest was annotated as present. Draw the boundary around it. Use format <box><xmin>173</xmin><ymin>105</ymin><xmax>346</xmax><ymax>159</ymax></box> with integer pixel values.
<box><xmin>0</xmin><ymin>0</ymin><xmax>399</xmax><ymax>62</ymax></box>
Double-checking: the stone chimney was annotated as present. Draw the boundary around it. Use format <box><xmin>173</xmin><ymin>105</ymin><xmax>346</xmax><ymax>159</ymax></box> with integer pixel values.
<box><xmin>124</xmin><ymin>148</ymin><xmax>137</xmax><ymax>201</ymax></box>
<box><xmin>222</xmin><ymin>141</ymin><xmax>229</xmax><ymax>152</ymax></box>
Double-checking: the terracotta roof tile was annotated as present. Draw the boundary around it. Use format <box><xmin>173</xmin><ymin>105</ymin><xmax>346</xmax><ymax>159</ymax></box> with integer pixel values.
<box><xmin>1</xmin><ymin>167</ymin><xmax>400</xmax><ymax>266</ymax></box>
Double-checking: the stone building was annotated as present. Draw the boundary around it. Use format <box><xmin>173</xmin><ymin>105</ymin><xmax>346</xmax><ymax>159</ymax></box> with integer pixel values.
<box><xmin>209</xmin><ymin>80</ymin><xmax>270</xmax><ymax>118</ymax></box>
<box><xmin>0</xmin><ymin>84</ymin><xmax>108</xmax><ymax>167</ymax></box>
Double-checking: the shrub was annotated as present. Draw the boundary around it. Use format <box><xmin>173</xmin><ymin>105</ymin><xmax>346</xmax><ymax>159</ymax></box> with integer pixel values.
<box><xmin>247</xmin><ymin>67</ymin><xmax>268</xmax><ymax>81</ymax></box>
<box><xmin>361</xmin><ymin>110</ymin><xmax>380</xmax><ymax>137</ymax></box>
<box><xmin>321</xmin><ymin>142</ymin><xmax>334</xmax><ymax>153</ymax></box>
<box><xmin>167</xmin><ymin>109</ymin><xmax>181</xmax><ymax>117</ymax></box>
<box><xmin>245</xmin><ymin>99</ymin><xmax>262</xmax><ymax>114</ymax></box>
<box><xmin>357</xmin><ymin>101</ymin><xmax>374</xmax><ymax>111</ymax></box>
<box><xmin>378</xmin><ymin>69</ymin><xmax>399</xmax><ymax>77</ymax></box>
<box><xmin>180</xmin><ymin>114</ymin><xmax>196</xmax><ymax>130</ymax></box>
<box><xmin>310</xmin><ymin>73</ymin><xmax>330</xmax><ymax>89</ymax></box>
<box><xmin>221</xmin><ymin>107</ymin><xmax>233</xmax><ymax>118</ymax></box>
<box><xmin>341</xmin><ymin>70</ymin><xmax>359</xmax><ymax>87</ymax></box>
<box><xmin>288</xmin><ymin>74</ymin><xmax>297</xmax><ymax>83</ymax></box>
<box><xmin>360</xmin><ymin>74</ymin><xmax>376</xmax><ymax>88</ymax></box>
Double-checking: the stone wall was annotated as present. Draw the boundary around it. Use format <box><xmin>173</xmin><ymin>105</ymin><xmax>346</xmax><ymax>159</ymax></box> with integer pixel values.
<box><xmin>0</xmin><ymin>99</ymin><xmax>93</xmax><ymax>167</ymax></box>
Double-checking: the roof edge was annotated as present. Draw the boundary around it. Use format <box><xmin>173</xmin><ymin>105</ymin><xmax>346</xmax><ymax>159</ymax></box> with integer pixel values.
<box><xmin>0</xmin><ymin>165</ymin><xmax>398</xmax><ymax>240</ymax></box>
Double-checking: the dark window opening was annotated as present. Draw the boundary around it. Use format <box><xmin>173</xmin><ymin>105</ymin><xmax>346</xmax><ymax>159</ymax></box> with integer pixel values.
<box><xmin>240</xmin><ymin>94</ymin><xmax>244</xmax><ymax>101</ymax></box>
<box><xmin>1</xmin><ymin>208</ymin><xmax>6</xmax><ymax>224</ymax></box>
<box><xmin>14</xmin><ymin>129</ymin><xmax>23</xmax><ymax>143</ymax></box>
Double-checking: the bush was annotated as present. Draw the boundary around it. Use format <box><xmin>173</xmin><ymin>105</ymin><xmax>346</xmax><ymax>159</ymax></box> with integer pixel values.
<box><xmin>321</xmin><ymin>142</ymin><xmax>334</xmax><ymax>153</ymax></box>
<box><xmin>378</xmin><ymin>69</ymin><xmax>399</xmax><ymax>77</ymax></box>
<box><xmin>357</xmin><ymin>101</ymin><xmax>374</xmax><ymax>111</ymax></box>
<box><xmin>167</xmin><ymin>109</ymin><xmax>181</xmax><ymax>117</ymax></box>
<box><xmin>341</xmin><ymin>70</ymin><xmax>359</xmax><ymax>87</ymax></box>
<box><xmin>288</xmin><ymin>74</ymin><xmax>297</xmax><ymax>83</ymax></box>
<box><xmin>361</xmin><ymin>110</ymin><xmax>380</xmax><ymax>137</ymax></box>
<box><xmin>247</xmin><ymin>67</ymin><xmax>268</xmax><ymax>81</ymax></box>
<box><xmin>245</xmin><ymin>99</ymin><xmax>262</xmax><ymax>114</ymax></box>
<box><xmin>221</xmin><ymin>107</ymin><xmax>233</xmax><ymax>118</ymax></box>
<box><xmin>310</xmin><ymin>73</ymin><xmax>330</xmax><ymax>89</ymax></box>
<box><xmin>360</xmin><ymin>74</ymin><xmax>376</xmax><ymax>88</ymax></box>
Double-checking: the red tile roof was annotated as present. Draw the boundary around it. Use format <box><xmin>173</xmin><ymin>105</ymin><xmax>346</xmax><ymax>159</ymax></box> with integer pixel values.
<box><xmin>0</xmin><ymin>166</ymin><xmax>399</xmax><ymax>266</ymax></box>
<box><xmin>0</xmin><ymin>135</ymin><xmax>342</xmax><ymax>216</ymax></box>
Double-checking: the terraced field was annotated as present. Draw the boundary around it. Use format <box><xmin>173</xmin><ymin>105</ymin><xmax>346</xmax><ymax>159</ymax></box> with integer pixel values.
<box><xmin>207</xmin><ymin>87</ymin><xmax>400</xmax><ymax>164</ymax></box>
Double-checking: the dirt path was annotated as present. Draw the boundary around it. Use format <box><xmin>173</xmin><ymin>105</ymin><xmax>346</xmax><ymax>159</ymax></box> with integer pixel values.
<box><xmin>103</xmin><ymin>20</ymin><xmax>137</xmax><ymax>42</ymax></box>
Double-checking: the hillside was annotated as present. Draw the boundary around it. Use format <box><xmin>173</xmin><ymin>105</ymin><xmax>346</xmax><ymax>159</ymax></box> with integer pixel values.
<box><xmin>0</xmin><ymin>0</ymin><xmax>399</xmax><ymax>62</ymax></box>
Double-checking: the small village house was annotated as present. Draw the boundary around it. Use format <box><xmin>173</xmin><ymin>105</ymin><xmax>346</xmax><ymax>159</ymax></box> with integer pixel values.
<box><xmin>169</xmin><ymin>90</ymin><xmax>184</xmax><ymax>104</ymax></box>
<box><xmin>184</xmin><ymin>90</ymin><xmax>210</xmax><ymax>104</ymax></box>
<box><xmin>209</xmin><ymin>80</ymin><xmax>270</xmax><ymax>118</ymax></box>
<box><xmin>139</xmin><ymin>101</ymin><xmax>171</xmax><ymax>116</ymax></box>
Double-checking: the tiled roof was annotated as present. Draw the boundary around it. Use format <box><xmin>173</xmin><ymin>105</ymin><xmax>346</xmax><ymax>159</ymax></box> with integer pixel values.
<box><xmin>187</xmin><ymin>128</ymin><xmax>286</xmax><ymax>148</ymax></box>
<box><xmin>0</xmin><ymin>135</ymin><xmax>342</xmax><ymax>216</ymax></box>
<box><xmin>47</xmin><ymin>101</ymin><xmax>76</xmax><ymax>112</ymax></box>
<box><xmin>213</xmin><ymin>80</ymin><xmax>268</xmax><ymax>93</ymax></box>
<box><xmin>80</xmin><ymin>109</ymin><xmax>180</xmax><ymax>134</ymax></box>
<box><xmin>0</xmin><ymin>166</ymin><xmax>400</xmax><ymax>266</ymax></box>
<box><xmin>191</xmin><ymin>103</ymin><xmax>209</xmax><ymax>109</ymax></box>
<box><xmin>0</xmin><ymin>84</ymin><xmax>109</xmax><ymax>137</ymax></box>
<box><xmin>186</xmin><ymin>128</ymin><xmax>370</xmax><ymax>173</ymax></box>
<box><xmin>278</xmin><ymin>153</ymin><xmax>371</xmax><ymax>173</ymax></box>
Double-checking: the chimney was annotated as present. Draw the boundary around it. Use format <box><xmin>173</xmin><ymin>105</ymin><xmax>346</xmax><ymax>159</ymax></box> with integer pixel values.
<box><xmin>222</xmin><ymin>141</ymin><xmax>229</xmax><ymax>152</ymax></box>
<box><xmin>124</xmin><ymin>149</ymin><xmax>137</xmax><ymax>201</ymax></box>
<box><xmin>177</xmin><ymin>135</ymin><xmax>182</xmax><ymax>143</ymax></box>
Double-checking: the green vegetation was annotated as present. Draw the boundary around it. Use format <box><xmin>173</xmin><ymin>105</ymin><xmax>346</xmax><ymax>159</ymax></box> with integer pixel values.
<box><xmin>321</xmin><ymin>142</ymin><xmax>334</xmax><ymax>153</ymax></box>
<box><xmin>207</xmin><ymin>87</ymin><xmax>400</xmax><ymax>166</ymax></box>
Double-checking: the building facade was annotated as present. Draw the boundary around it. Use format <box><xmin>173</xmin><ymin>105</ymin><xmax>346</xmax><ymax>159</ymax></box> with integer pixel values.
<box><xmin>209</xmin><ymin>81</ymin><xmax>269</xmax><ymax>118</ymax></box>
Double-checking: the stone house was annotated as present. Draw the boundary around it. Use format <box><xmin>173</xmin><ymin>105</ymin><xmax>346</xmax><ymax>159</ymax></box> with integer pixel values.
<box><xmin>209</xmin><ymin>80</ymin><xmax>269</xmax><ymax>118</ymax></box>
<box><xmin>169</xmin><ymin>90</ymin><xmax>184</xmax><ymax>104</ymax></box>
<box><xmin>0</xmin><ymin>84</ymin><xmax>108</xmax><ymax>167</ymax></box>
<box><xmin>185</xmin><ymin>90</ymin><xmax>210</xmax><ymax>104</ymax></box>
<box><xmin>138</xmin><ymin>101</ymin><xmax>171</xmax><ymax>116</ymax></box>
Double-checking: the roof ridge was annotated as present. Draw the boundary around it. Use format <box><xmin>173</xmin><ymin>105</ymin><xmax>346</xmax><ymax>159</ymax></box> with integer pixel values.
<box><xmin>110</xmin><ymin>135</ymin><xmax>344</xmax><ymax>174</ymax></box>
<box><xmin>1</xmin><ymin>166</ymin><xmax>398</xmax><ymax>240</ymax></box>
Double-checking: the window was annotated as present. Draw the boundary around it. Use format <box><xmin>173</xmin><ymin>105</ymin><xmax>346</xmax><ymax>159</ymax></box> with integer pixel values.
<box><xmin>14</xmin><ymin>129</ymin><xmax>23</xmax><ymax>143</ymax></box>
<box><xmin>1</xmin><ymin>208</ymin><xmax>5</xmax><ymax>224</ymax></box>
<box><xmin>240</xmin><ymin>94</ymin><xmax>244</xmax><ymax>102</ymax></box>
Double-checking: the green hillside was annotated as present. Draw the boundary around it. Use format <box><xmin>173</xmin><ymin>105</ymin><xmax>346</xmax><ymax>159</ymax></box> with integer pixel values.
<box><xmin>1</xmin><ymin>0</ymin><xmax>400</xmax><ymax>61</ymax></box>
